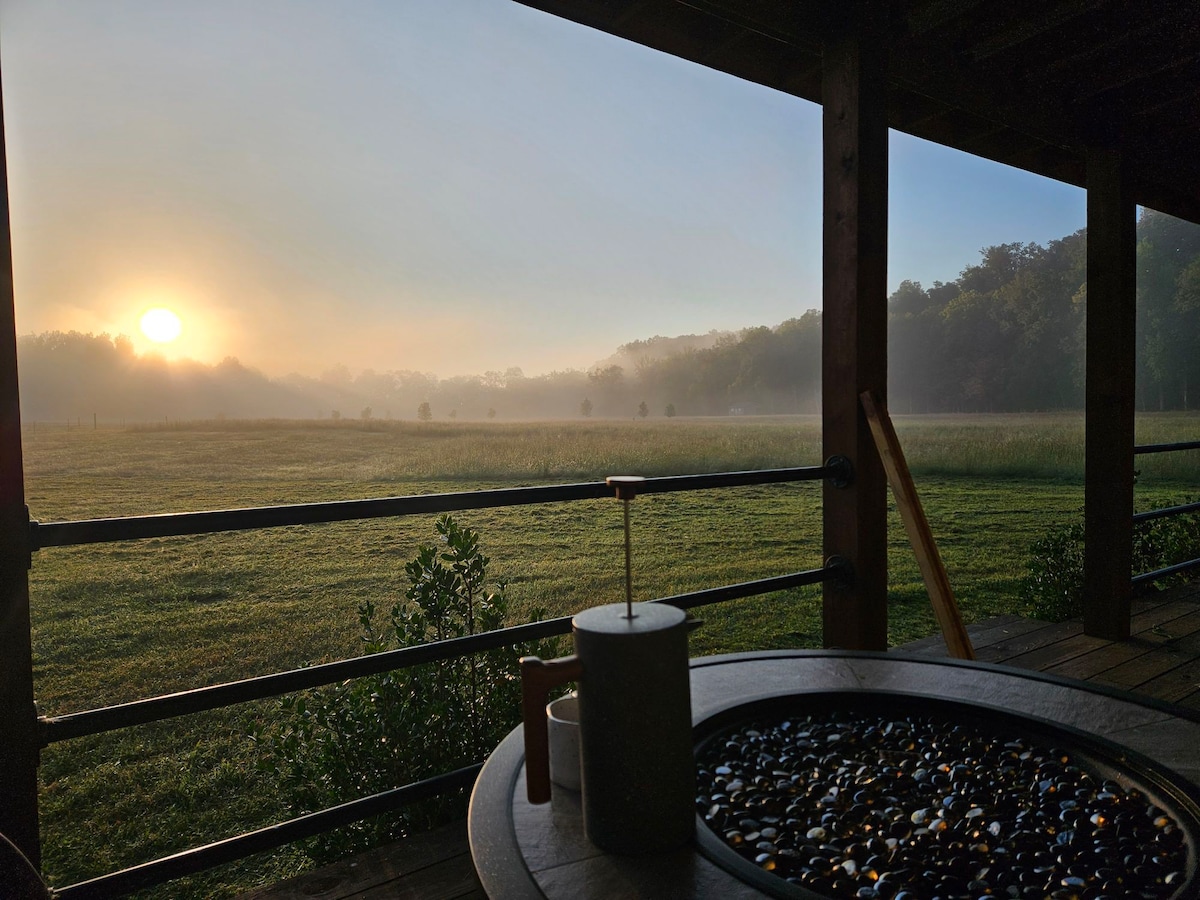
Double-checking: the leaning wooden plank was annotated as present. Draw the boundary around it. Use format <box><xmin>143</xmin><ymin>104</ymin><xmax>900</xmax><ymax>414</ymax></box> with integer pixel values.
<box><xmin>860</xmin><ymin>391</ymin><xmax>975</xmax><ymax>660</ymax></box>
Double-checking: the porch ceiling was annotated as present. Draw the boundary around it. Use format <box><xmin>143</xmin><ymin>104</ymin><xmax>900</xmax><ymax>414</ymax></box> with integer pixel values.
<box><xmin>513</xmin><ymin>0</ymin><xmax>1200</xmax><ymax>224</ymax></box>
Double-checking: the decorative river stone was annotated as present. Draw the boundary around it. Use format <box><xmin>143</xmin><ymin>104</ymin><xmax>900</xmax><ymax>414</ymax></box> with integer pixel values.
<box><xmin>695</xmin><ymin>705</ymin><xmax>1192</xmax><ymax>900</ymax></box>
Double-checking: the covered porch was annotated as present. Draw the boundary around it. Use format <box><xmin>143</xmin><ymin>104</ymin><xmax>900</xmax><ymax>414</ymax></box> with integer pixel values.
<box><xmin>1</xmin><ymin>0</ymin><xmax>1199</xmax><ymax>896</ymax></box>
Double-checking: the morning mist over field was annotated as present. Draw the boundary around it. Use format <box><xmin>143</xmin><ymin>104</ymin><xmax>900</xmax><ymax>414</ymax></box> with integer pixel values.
<box><xmin>16</xmin><ymin>207</ymin><xmax>1200</xmax><ymax>424</ymax></box>
<box><xmin>3</xmin><ymin>0</ymin><xmax>1092</xmax><ymax>397</ymax></box>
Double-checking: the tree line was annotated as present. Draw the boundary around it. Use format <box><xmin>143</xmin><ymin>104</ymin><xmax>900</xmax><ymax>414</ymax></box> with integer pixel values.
<box><xmin>887</xmin><ymin>209</ymin><xmax>1199</xmax><ymax>413</ymax></box>
<box><xmin>15</xmin><ymin>209</ymin><xmax>1200</xmax><ymax>423</ymax></box>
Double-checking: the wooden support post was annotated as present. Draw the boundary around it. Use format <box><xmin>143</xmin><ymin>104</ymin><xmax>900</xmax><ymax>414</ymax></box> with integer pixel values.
<box><xmin>1083</xmin><ymin>148</ymin><xmax>1136</xmax><ymax>640</ymax></box>
<box><xmin>822</xmin><ymin>4</ymin><xmax>889</xmax><ymax>651</ymax></box>
<box><xmin>0</xmin><ymin>53</ymin><xmax>41</xmax><ymax>864</ymax></box>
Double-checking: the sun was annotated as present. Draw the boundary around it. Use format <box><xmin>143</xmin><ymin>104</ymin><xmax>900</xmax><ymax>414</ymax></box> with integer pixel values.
<box><xmin>140</xmin><ymin>308</ymin><xmax>183</xmax><ymax>343</ymax></box>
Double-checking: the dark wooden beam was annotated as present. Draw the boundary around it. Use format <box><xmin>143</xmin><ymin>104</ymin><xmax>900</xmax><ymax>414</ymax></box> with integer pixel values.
<box><xmin>1042</xmin><ymin>15</ymin><xmax>1168</xmax><ymax>77</ymax></box>
<box><xmin>1132</xmin><ymin>176</ymin><xmax>1200</xmax><ymax>232</ymax></box>
<box><xmin>1083</xmin><ymin>147</ymin><xmax>1136</xmax><ymax>641</ymax></box>
<box><xmin>0</xmin><ymin>51</ymin><xmax>40</xmax><ymax>865</ymax></box>
<box><xmin>886</xmin><ymin>48</ymin><xmax>1082</xmax><ymax>153</ymax></box>
<box><xmin>669</xmin><ymin>0</ymin><xmax>822</xmax><ymax>52</ymax></box>
<box><xmin>904</xmin><ymin>0</ymin><xmax>990</xmax><ymax>37</ymax></box>
<box><xmin>822</xmin><ymin>4</ymin><xmax>889</xmax><ymax>651</ymax></box>
<box><xmin>967</xmin><ymin>0</ymin><xmax>1099</xmax><ymax>61</ymax></box>
<box><xmin>1096</xmin><ymin>65</ymin><xmax>1191</xmax><ymax>110</ymax></box>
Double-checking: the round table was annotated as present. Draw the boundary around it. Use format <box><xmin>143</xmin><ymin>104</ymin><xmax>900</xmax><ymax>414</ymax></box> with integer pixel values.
<box><xmin>468</xmin><ymin>650</ymin><xmax>1200</xmax><ymax>899</ymax></box>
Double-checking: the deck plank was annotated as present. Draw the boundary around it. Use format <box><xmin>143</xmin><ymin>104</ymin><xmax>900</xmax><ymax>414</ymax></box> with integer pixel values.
<box><xmin>960</xmin><ymin>615</ymin><xmax>1049</xmax><ymax>651</ymax></box>
<box><xmin>238</xmin><ymin>820</ymin><xmax>482</xmax><ymax>900</ymax></box>
<box><xmin>1178</xmin><ymin>690</ymin><xmax>1200</xmax><ymax>712</ymax></box>
<box><xmin>1046</xmin><ymin>608</ymin><xmax>1200</xmax><ymax>680</ymax></box>
<box><xmin>352</xmin><ymin>850</ymin><xmax>484</xmax><ymax>900</ymax></box>
<box><xmin>1089</xmin><ymin>630</ymin><xmax>1200</xmax><ymax>691</ymax></box>
<box><xmin>974</xmin><ymin>619</ymin><xmax>1083</xmax><ymax>663</ymax></box>
<box><xmin>951</xmin><ymin>585</ymin><xmax>1200</xmax><ymax>710</ymax></box>
<box><xmin>900</xmin><ymin>615</ymin><xmax>1047</xmax><ymax>658</ymax></box>
<box><xmin>1003</xmin><ymin>602</ymin><xmax>1200</xmax><ymax>673</ymax></box>
<box><xmin>1129</xmin><ymin>659</ymin><xmax>1200</xmax><ymax>705</ymax></box>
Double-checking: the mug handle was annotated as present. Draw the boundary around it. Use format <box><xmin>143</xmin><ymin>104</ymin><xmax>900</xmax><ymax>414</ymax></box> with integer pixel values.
<box><xmin>519</xmin><ymin>655</ymin><xmax>584</xmax><ymax>803</ymax></box>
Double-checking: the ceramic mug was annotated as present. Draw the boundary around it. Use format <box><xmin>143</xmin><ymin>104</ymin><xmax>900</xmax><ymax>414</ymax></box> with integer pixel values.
<box><xmin>546</xmin><ymin>693</ymin><xmax>580</xmax><ymax>791</ymax></box>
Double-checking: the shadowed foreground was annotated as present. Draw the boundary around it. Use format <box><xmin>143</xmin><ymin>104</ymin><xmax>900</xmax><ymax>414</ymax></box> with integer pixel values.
<box><xmin>241</xmin><ymin>581</ymin><xmax>1200</xmax><ymax>899</ymax></box>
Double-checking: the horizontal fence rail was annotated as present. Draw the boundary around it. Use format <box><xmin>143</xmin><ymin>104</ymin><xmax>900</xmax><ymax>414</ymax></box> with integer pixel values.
<box><xmin>49</xmin><ymin>561</ymin><xmax>843</xmax><ymax>896</ymax></box>
<box><xmin>29</xmin><ymin>463</ymin><xmax>841</xmax><ymax>896</ymax></box>
<box><xmin>1132</xmin><ymin>556</ymin><xmax>1200</xmax><ymax>589</ymax></box>
<box><xmin>39</xmin><ymin>565</ymin><xmax>836</xmax><ymax>745</ymax></box>
<box><xmin>1132</xmin><ymin>499</ymin><xmax>1200</xmax><ymax>525</ymax></box>
<box><xmin>29</xmin><ymin>466</ymin><xmax>830</xmax><ymax>550</ymax></box>
<box><xmin>1131</xmin><ymin>443</ymin><xmax>1199</xmax><ymax>590</ymax></box>
<box><xmin>1134</xmin><ymin>439</ymin><xmax>1200</xmax><ymax>455</ymax></box>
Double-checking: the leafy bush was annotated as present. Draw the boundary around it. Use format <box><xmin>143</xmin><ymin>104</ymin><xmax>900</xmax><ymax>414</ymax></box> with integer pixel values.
<box><xmin>256</xmin><ymin>515</ymin><xmax>550</xmax><ymax>859</ymax></box>
<box><xmin>1022</xmin><ymin>520</ymin><xmax>1087</xmax><ymax>622</ymax></box>
<box><xmin>1022</xmin><ymin>500</ymin><xmax>1200</xmax><ymax>621</ymax></box>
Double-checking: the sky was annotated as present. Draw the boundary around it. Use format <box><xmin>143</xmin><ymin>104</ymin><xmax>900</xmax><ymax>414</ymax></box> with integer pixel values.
<box><xmin>0</xmin><ymin>0</ymin><xmax>1087</xmax><ymax>379</ymax></box>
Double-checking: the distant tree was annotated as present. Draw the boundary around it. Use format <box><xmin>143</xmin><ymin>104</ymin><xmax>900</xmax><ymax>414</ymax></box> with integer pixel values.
<box><xmin>665</xmin><ymin>403</ymin><xmax>677</xmax><ymax>418</ymax></box>
<box><xmin>320</xmin><ymin>363</ymin><xmax>354</xmax><ymax>390</ymax></box>
<box><xmin>1138</xmin><ymin>210</ymin><xmax>1200</xmax><ymax>409</ymax></box>
<box><xmin>487</xmin><ymin>407</ymin><xmax>497</xmax><ymax>419</ymax></box>
<box><xmin>587</xmin><ymin>365</ymin><xmax>626</xmax><ymax>415</ymax></box>
<box><xmin>637</xmin><ymin>400</ymin><xmax>649</xmax><ymax>418</ymax></box>
<box><xmin>1175</xmin><ymin>258</ymin><xmax>1200</xmax><ymax>408</ymax></box>
<box><xmin>360</xmin><ymin>406</ymin><xmax>372</xmax><ymax>420</ymax></box>
<box><xmin>417</xmin><ymin>401</ymin><xmax>432</xmax><ymax>422</ymax></box>
<box><xmin>580</xmin><ymin>397</ymin><xmax>593</xmax><ymax>418</ymax></box>
<box><xmin>448</xmin><ymin>409</ymin><xmax>457</xmax><ymax>420</ymax></box>
<box><xmin>889</xmin><ymin>279</ymin><xmax>933</xmax><ymax>316</ymax></box>
<box><xmin>331</xmin><ymin>410</ymin><xmax>341</xmax><ymax>421</ymax></box>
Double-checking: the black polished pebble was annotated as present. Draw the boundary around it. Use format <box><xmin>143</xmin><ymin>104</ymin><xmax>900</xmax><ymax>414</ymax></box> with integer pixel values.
<box><xmin>695</xmin><ymin>710</ymin><xmax>1190</xmax><ymax>900</ymax></box>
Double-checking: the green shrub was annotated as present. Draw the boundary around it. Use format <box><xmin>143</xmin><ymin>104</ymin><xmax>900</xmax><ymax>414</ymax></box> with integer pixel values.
<box><xmin>255</xmin><ymin>515</ymin><xmax>550</xmax><ymax>859</ymax></box>
<box><xmin>1022</xmin><ymin>520</ymin><xmax>1087</xmax><ymax>622</ymax></box>
<box><xmin>1022</xmin><ymin>500</ymin><xmax>1200</xmax><ymax>621</ymax></box>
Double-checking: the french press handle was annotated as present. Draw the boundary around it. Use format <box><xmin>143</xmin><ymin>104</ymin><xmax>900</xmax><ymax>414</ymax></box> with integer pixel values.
<box><xmin>519</xmin><ymin>654</ymin><xmax>584</xmax><ymax>804</ymax></box>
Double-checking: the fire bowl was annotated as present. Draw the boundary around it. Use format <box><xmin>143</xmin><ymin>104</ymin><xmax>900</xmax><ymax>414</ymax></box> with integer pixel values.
<box><xmin>694</xmin><ymin>691</ymin><xmax>1200</xmax><ymax>900</ymax></box>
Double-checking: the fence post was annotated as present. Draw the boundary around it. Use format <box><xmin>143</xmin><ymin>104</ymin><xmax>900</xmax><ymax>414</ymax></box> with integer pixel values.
<box><xmin>0</xmin><ymin>50</ymin><xmax>41</xmax><ymax>865</ymax></box>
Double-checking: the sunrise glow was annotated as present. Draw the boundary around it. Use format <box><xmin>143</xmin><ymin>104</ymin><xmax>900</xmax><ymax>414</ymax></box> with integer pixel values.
<box><xmin>140</xmin><ymin>308</ymin><xmax>183</xmax><ymax>344</ymax></box>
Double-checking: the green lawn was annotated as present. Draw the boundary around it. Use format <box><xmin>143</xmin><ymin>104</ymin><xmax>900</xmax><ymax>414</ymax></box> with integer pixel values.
<box><xmin>20</xmin><ymin>413</ymin><xmax>1199</xmax><ymax>897</ymax></box>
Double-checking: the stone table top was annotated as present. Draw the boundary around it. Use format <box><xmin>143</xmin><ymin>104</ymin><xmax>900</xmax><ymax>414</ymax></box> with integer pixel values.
<box><xmin>468</xmin><ymin>650</ymin><xmax>1200</xmax><ymax>899</ymax></box>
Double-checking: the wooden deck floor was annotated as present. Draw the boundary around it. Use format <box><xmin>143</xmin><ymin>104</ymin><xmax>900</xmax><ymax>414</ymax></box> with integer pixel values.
<box><xmin>901</xmin><ymin>579</ymin><xmax>1200</xmax><ymax>712</ymax></box>
<box><xmin>237</xmin><ymin>818</ymin><xmax>484</xmax><ymax>900</ymax></box>
<box><xmin>241</xmin><ymin>581</ymin><xmax>1200</xmax><ymax>899</ymax></box>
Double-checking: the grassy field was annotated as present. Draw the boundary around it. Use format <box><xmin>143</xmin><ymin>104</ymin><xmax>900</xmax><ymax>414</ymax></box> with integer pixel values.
<box><xmin>20</xmin><ymin>412</ymin><xmax>1200</xmax><ymax>897</ymax></box>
